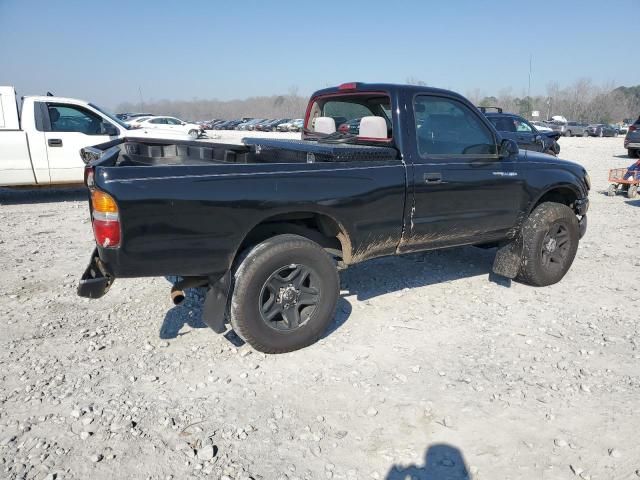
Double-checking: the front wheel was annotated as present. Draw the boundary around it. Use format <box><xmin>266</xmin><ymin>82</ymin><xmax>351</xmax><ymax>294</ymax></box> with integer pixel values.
<box><xmin>188</xmin><ymin>129</ymin><xmax>199</xmax><ymax>139</ymax></box>
<box><xmin>229</xmin><ymin>234</ymin><xmax>339</xmax><ymax>353</ymax></box>
<box><xmin>564</xmin><ymin>130</ymin><xmax>572</xmax><ymax>137</ymax></box>
<box><xmin>516</xmin><ymin>202</ymin><xmax>579</xmax><ymax>287</ymax></box>
<box><xmin>607</xmin><ymin>184</ymin><xmax>617</xmax><ymax>197</ymax></box>
<box><xmin>582</xmin><ymin>131</ymin><xmax>589</xmax><ymax>137</ymax></box>
<box><xmin>630</xmin><ymin>149</ymin><xmax>639</xmax><ymax>159</ymax></box>
<box><xmin>628</xmin><ymin>185</ymin><xmax>638</xmax><ymax>199</ymax></box>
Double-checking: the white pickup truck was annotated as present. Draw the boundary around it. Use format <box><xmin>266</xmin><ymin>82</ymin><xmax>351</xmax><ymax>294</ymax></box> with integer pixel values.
<box><xmin>0</xmin><ymin>86</ymin><xmax>205</xmax><ymax>187</ymax></box>
<box><xmin>0</xmin><ymin>86</ymin><xmax>133</xmax><ymax>186</ymax></box>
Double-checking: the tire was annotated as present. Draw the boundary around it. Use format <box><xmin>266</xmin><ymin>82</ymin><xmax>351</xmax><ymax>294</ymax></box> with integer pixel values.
<box><xmin>188</xmin><ymin>129</ymin><xmax>199</xmax><ymax>139</ymax></box>
<box><xmin>229</xmin><ymin>234</ymin><xmax>339</xmax><ymax>354</ymax></box>
<box><xmin>564</xmin><ymin>130</ymin><xmax>572</xmax><ymax>137</ymax></box>
<box><xmin>607</xmin><ymin>184</ymin><xmax>616</xmax><ymax>197</ymax></box>
<box><xmin>582</xmin><ymin>130</ymin><xmax>589</xmax><ymax>137</ymax></box>
<box><xmin>516</xmin><ymin>202</ymin><xmax>580</xmax><ymax>287</ymax></box>
<box><xmin>629</xmin><ymin>149</ymin><xmax>639</xmax><ymax>159</ymax></box>
<box><xmin>628</xmin><ymin>185</ymin><xmax>638</xmax><ymax>199</ymax></box>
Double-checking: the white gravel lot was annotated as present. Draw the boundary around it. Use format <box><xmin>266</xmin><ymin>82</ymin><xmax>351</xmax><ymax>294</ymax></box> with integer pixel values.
<box><xmin>1</xmin><ymin>136</ymin><xmax>639</xmax><ymax>480</ymax></box>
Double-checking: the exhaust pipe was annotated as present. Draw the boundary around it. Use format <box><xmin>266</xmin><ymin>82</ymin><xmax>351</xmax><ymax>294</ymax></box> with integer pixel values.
<box><xmin>170</xmin><ymin>286</ymin><xmax>186</xmax><ymax>305</ymax></box>
<box><xmin>169</xmin><ymin>277</ymin><xmax>209</xmax><ymax>306</ymax></box>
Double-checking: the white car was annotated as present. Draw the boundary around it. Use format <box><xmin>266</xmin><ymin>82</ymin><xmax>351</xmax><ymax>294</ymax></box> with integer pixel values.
<box><xmin>135</xmin><ymin>116</ymin><xmax>203</xmax><ymax>139</ymax></box>
<box><xmin>125</xmin><ymin>116</ymin><xmax>153</xmax><ymax>126</ymax></box>
<box><xmin>531</xmin><ymin>121</ymin><xmax>553</xmax><ymax>133</ymax></box>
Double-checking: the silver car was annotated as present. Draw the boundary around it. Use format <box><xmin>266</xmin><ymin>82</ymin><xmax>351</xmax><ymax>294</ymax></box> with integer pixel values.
<box><xmin>564</xmin><ymin>121</ymin><xmax>589</xmax><ymax>137</ymax></box>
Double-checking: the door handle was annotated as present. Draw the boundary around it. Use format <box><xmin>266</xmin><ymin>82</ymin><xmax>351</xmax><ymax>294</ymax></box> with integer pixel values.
<box><xmin>424</xmin><ymin>173</ymin><xmax>442</xmax><ymax>184</ymax></box>
<box><xmin>48</xmin><ymin>138</ymin><xmax>63</xmax><ymax>147</ymax></box>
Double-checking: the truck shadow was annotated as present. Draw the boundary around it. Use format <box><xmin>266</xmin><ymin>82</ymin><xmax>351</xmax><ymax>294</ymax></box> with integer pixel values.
<box><xmin>385</xmin><ymin>443</ymin><xmax>471</xmax><ymax>480</ymax></box>
<box><xmin>158</xmin><ymin>246</ymin><xmax>498</xmax><ymax>344</ymax></box>
<box><xmin>0</xmin><ymin>186</ymin><xmax>87</xmax><ymax>205</ymax></box>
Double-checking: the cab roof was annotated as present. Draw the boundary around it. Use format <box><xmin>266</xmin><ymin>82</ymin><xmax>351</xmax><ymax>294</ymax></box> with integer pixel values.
<box><xmin>310</xmin><ymin>82</ymin><xmax>470</xmax><ymax>102</ymax></box>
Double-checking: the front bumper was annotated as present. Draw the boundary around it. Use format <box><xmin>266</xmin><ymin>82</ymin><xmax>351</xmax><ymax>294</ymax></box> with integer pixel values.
<box><xmin>575</xmin><ymin>198</ymin><xmax>588</xmax><ymax>239</ymax></box>
<box><xmin>77</xmin><ymin>249</ymin><xmax>114</xmax><ymax>298</ymax></box>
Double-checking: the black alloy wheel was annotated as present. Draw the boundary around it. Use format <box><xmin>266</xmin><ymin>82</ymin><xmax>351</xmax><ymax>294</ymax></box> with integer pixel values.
<box><xmin>259</xmin><ymin>264</ymin><xmax>321</xmax><ymax>331</ymax></box>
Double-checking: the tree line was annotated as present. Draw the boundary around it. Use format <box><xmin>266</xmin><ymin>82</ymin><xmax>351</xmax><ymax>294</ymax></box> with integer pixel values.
<box><xmin>465</xmin><ymin>80</ymin><xmax>640</xmax><ymax>124</ymax></box>
<box><xmin>116</xmin><ymin>81</ymin><xmax>640</xmax><ymax>124</ymax></box>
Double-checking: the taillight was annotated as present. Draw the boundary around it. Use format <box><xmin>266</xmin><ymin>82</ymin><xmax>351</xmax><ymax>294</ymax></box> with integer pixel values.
<box><xmin>629</xmin><ymin>125</ymin><xmax>637</xmax><ymax>132</ymax></box>
<box><xmin>338</xmin><ymin>82</ymin><xmax>358</xmax><ymax>91</ymax></box>
<box><xmin>91</xmin><ymin>190</ymin><xmax>120</xmax><ymax>248</ymax></box>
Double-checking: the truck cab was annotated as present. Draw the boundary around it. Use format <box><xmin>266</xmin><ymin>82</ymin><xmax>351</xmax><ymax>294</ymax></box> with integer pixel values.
<box><xmin>0</xmin><ymin>86</ymin><xmax>128</xmax><ymax>186</ymax></box>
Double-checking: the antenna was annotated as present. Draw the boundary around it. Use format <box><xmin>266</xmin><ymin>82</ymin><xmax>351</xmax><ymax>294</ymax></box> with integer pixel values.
<box><xmin>138</xmin><ymin>86</ymin><xmax>144</xmax><ymax>110</ymax></box>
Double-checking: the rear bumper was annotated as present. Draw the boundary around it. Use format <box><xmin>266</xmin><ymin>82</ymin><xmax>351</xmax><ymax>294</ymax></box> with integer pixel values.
<box><xmin>77</xmin><ymin>249</ymin><xmax>114</xmax><ymax>298</ymax></box>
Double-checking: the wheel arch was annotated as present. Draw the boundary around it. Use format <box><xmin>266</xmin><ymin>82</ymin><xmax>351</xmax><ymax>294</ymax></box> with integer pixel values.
<box><xmin>529</xmin><ymin>184</ymin><xmax>582</xmax><ymax>214</ymax></box>
<box><xmin>234</xmin><ymin>210</ymin><xmax>353</xmax><ymax>266</ymax></box>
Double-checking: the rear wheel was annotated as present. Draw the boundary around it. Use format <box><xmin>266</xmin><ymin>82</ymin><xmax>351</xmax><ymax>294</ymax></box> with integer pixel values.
<box><xmin>629</xmin><ymin>149</ymin><xmax>638</xmax><ymax>159</ymax></box>
<box><xmin>582</xmin><ymin>130</ymin><xmax>589</xmax><ymax>137</ymax></box>
<box><xmin>607</xmin><ymin>184</ymin><xmax>617</xmax><ymax>197</ymax></box>
<box><xmin>516</xmin><ymin>202</ymin><xmax>579</xmax><ymax>287</ymax></box>
<box><xmin>564</xmin><ymin>130</ymin><xmax>572</xmax><ymax>137</ymax></box>
<box><xmin>229</xmin><ymin>234</ymin><xmax>339</xmax><ymax>353</ymax></box>
<box><xmin>628</xmin><ymin>185</ymin><xmax>638</xmax><ymax>199</ymax></box>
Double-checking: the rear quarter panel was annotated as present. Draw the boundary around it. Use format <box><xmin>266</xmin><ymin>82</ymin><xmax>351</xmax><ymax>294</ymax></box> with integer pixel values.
<box><xmin>94</xmin><ymin>161</ymin><xmax>406</xmax><ymax>278</ymax></box>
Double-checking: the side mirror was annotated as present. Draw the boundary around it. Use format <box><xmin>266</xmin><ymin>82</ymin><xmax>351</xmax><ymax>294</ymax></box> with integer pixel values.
<box><xmin>102</xmin><ymin>122</ymin><xmax>119</xmax><ymax>136</ymax></box>
<box><xmin>499</xmin><ymin>138</ymin><xmax>519</xmax><ymax>158</ymax></box>
<box><xmin>181</xmin><ymin>122</ymin><xmax>186</xmax><ymax>126</ymax></box>
<box><xmin>534</xmin><ymin>135</ymin><xmax>542</xmax><ymax>143</ymax></box>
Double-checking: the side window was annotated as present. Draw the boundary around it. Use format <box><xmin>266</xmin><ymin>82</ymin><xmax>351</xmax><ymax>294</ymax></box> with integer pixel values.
<box><xmin>166</xmin><ymin>118</ymin><xmax>182</xmax><ymax>125</ymax></box>
<box><xmin>48</xmin><ymin>104</ymin><xmax>105</xmax><ymax>135</ymax></box>
<box><xmin>149</xmin><ymin>118</ymin><xmax>165</xmax><ymax>124</ymax></box>
<box><xmin>514</xmin><ymin>119</ymin><xmax>533</xmax><ymax>132</ymax></box>
<box><xmin>414</xmin><ymin>96</ymin><xmax>496</xmax><ymax>156</ymax></box>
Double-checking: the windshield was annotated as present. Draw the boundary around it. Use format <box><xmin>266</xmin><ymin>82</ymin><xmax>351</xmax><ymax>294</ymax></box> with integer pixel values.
<box><xmin>89</xmin><ymin>103</ymin><xmax>130</xmax><ymax>129</ymax></box>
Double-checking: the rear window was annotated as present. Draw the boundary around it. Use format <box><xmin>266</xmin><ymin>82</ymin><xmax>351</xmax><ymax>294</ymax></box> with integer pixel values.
<box><xmin>306</xmin><ymin>94</ymin><xmax>392</xmax><ymax>139</ymax></box>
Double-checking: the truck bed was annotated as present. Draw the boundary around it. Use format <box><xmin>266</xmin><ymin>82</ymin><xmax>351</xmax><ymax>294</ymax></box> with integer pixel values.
<box><xmin>99</xmin><ymin>136</ymin><xmax>399</xmax><ymax>167</ymax></box>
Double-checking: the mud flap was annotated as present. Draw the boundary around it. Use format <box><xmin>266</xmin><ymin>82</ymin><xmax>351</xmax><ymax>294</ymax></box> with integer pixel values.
<box><xmin>201</xmin><ymin>271</ymin><xmax>232</xmax><ymax>334</ymax></box>
<box><xmin>492</xmin><ymin>238</ymin><xmax>523</xmax><ymax>279</ymax></box>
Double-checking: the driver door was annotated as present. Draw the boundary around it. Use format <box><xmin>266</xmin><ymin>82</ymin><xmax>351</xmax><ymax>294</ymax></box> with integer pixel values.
<box><xmin>399</xmin><ymin>94</ymin><xmax>526</xmax><ymax>252</ymax></box>
<box><xmin>43</xmin><ymin>103</ymin><xmax>115</xmax><ymax>183</ymax></box>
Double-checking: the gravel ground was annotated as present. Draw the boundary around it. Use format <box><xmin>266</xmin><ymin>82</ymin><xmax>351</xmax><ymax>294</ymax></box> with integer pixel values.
<box><xmin>1</xmin><ymin>136</ymin><xmax>639</xmax><ymax>480</ymax></box>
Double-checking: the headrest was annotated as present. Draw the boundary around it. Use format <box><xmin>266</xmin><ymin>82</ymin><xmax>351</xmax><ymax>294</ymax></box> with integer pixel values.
<box><xmin>359</xmin><ymin>116</ymin><xmax>387</xmax><ymax>139</ymax></box>
<box><xmin>314</xmin><ymin>117</ymin><xmax>336</xmax><ymax>134</ymax></box>
<box><xmin>49</xmin><ymin>107</ymin><xmax>60</xmax><ymax>123</ymax></box>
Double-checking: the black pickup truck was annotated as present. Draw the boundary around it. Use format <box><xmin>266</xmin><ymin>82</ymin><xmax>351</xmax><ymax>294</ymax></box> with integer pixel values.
<box><xmin>78</xmin><ymin>83</ymin><xmax>590</xmax><ymax>353</ymax></box>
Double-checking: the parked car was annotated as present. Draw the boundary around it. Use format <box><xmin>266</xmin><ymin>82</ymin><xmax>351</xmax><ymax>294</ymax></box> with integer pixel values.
<box><xmin>277</xmin><ymin>120</ymin><xmax>294</xmax><ymax>132</ymax></box>
<box><xmin>269</xmin><ymin>119</ymin><xmax>292</xmax><ymax>132</ymax></box>
<box><xmin>481</xmin><ymin>108</ymin><xmax>560</xmax><ymax>155</ymax></box>
<box><xmin>624</xmin><ymin>116</ymin><xmax>640</xmax><ymax>158</ymax></box>
<box><xmin>78</xmin><ymin>82</ymin><xmax>589</xmax><ymax>353</ymax></box>
<box><xmin>586</xmin><ymin>124</ymin><xmax>618</xmax><ymax>137</ymax></box>
<box><xmin>125</xmin><ymin>116</ymin><xmax>154</xmax><ymax>127</ymax></box>
<box><xmin>338</xmin><ymin>118</ymin><xmax>362</xmax><ymax>134</ymax></box>
<box><xmin>544</xmin><ymin>120</ymin><xmax>568</xmax><ymax>136</ymax></box>
<box><xmin>563</xmin><ymin>121</ymin><xmax>589</xmax><ymax>137</ymax></box>
<box><xmin>116</xmin><ymin>112</ymin><xmax>153</xmax><ymax>121</ymax></box>
<box><xmin>237</xmin><ymin>119</ymin><xmax>265</xmax><ymax>131</ymax></box>
<box><xmin>531</xmin><ymin>121</ymin><xmax>553</xmax><ymax>133</ymax></box>
<box><xmin>288</xmin><ymin>119</ymin><xmax>304</xmax><ymax>132</ymax></box>
<box><xmin>135</xmin><ymin>116</ymin><xmax>204</xmax><ymax>139</ymax></box>
<box><xmin>254</xmin><ymin>119</ymin><xmax>279</xmax><ymax>131</ymax></box>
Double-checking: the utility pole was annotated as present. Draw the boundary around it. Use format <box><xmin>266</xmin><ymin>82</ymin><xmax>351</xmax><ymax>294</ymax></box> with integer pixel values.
<box><xmin>527</xmin><ymin>54</ymin><xmax>532</xmax><ymax>119</ymax></box>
